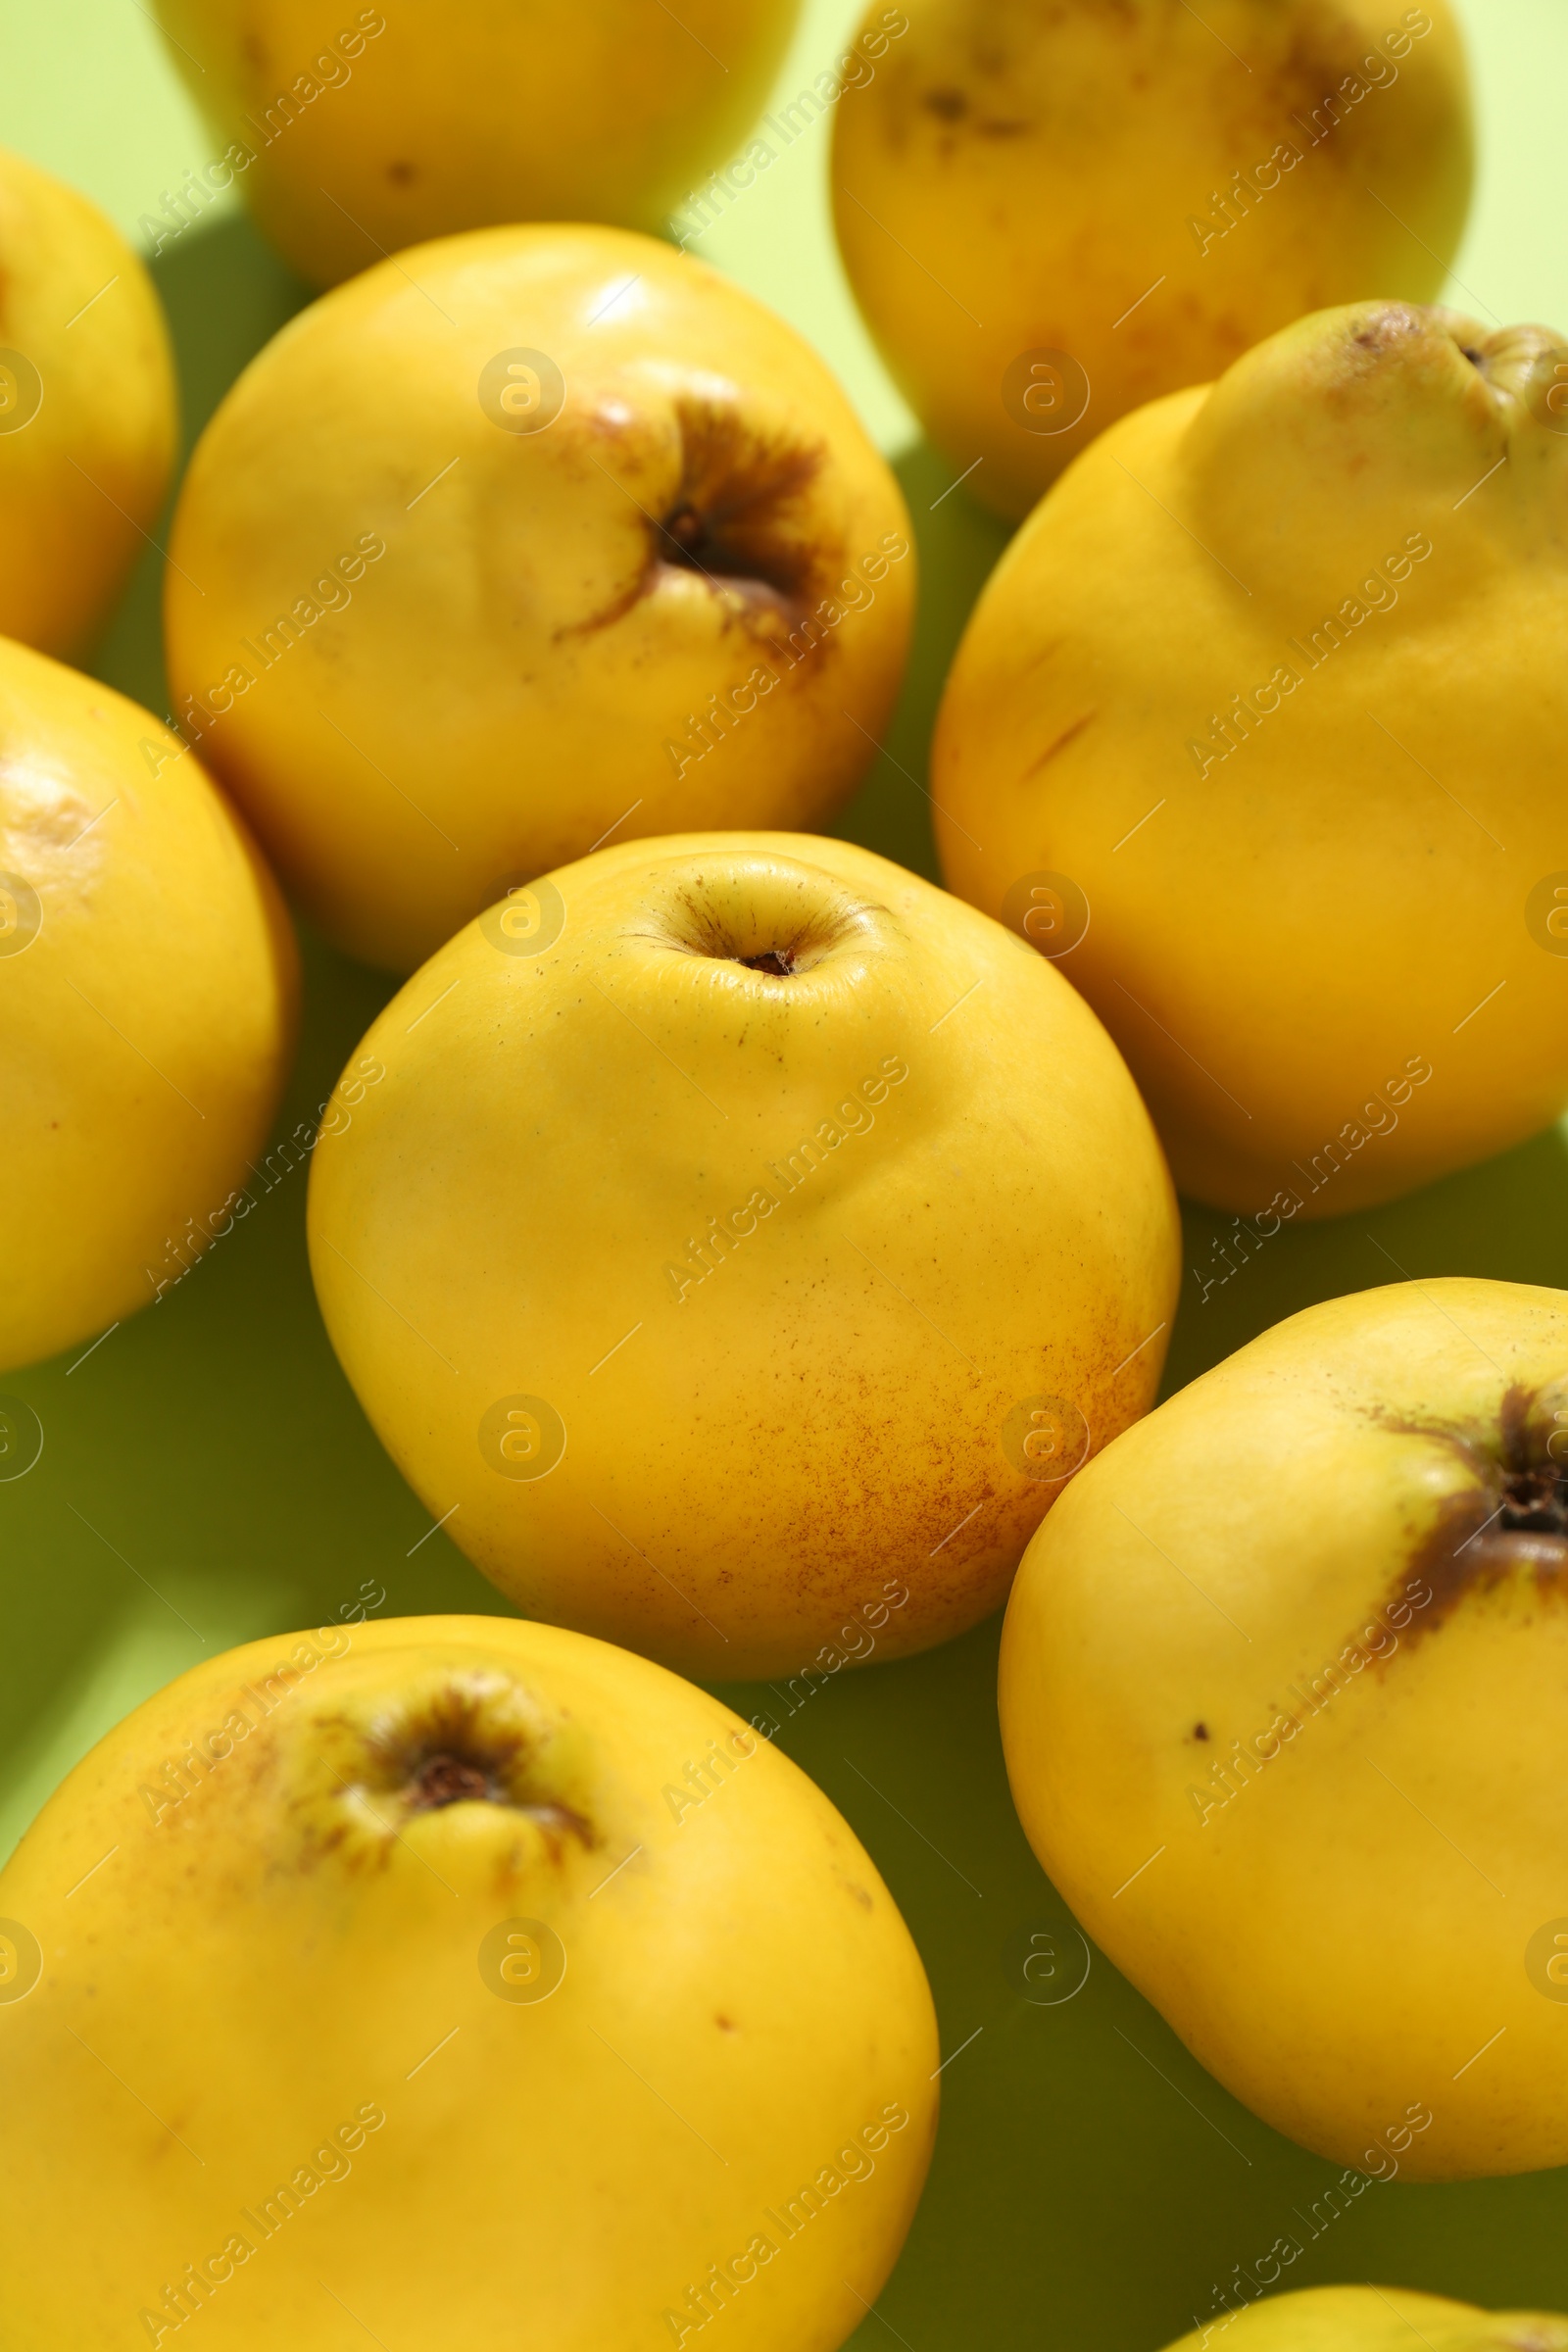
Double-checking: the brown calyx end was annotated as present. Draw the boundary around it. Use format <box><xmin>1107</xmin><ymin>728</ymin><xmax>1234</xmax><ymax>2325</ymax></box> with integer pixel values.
<box><xmin>646</xmin><ymin>860</ymin><xmax>881</xmax><ymax>984</ymax></box>
<box><xmin>1498</xmin><ymin>1461</ymin><xmax>1568</xmax><ymax>1538</ymax></box>
<box><xmin>735</xmin><ymin>947</ymin><xmax>797</xmax><ymax>976</ymax></box>
<box><xmin>653</xmin><ymin>399</ymin><xmax>833</xmax><ymax>636</ymax></box>
<box><xmin>363</xmin><ymin>1674</ymin><xmax>596</xmax><ymax>1849</ymax></box>
<box><xmin>1387</xmin><ymin>1386</ymin><xmax>1568</xmax><ymax>1646</ymax></box>
<box><xmin>406</xmin><ymin>1751</ymin><xmax>496</xmax><ymax>1811</ymax></box>
<box><xmin>1451</xmin><ymin>319</ymin><xmax>1568</xmax><ymax>430</ymax></box>
<box><xmin>1373</xmin><ymin>310</ymin><xmax>1568</xmax><ymax>433</ymax></box>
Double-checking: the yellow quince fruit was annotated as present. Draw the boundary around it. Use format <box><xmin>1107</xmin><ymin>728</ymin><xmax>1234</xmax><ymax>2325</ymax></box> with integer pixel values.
<box><xmin>935</xmin><ymin>301</ymin><xmax>1568</xmax><ymax>1216</ymax></box>
<box><xmin>1003</xmin><ymin>1279</ymin><xmax>1568</xmax><ymax>2181</ymax></box>
<box><xmin>832</xmin><ymin>0</ymin><xmax>1472</xmax><ymax>516</ymax></box>
<box><xmin>1164</xmin><ymin>2283</ymin><xmax>1568</xmax><ymax>2352</ymax></box>
<box><xmin>0</xmin><ymin>1613</ymin><xmax>937</xmax><ymax>2349</ymax></box>
<box><xmin>0</xmin><ymin>144</ymin><xmax>176</xmax><ymax>657</ymax></box>
<box><xmin>0</xmin><ymin>636</ymin><xmax>297</xmax><ymax>1373</ymax></box>
<box><xmin>166</xmin><ymin>224</ymin><xmax>914</xmax><ymax>972</ymax></box>
<box><xmin>149</xmin><ymin>0</ymin><xmax>803</xmax><ymax>285</ymax></box>
<box><xmin>307</xmin><ymin>833</ymin><xmax>1179</xmax><ymax>1678</ymax></box>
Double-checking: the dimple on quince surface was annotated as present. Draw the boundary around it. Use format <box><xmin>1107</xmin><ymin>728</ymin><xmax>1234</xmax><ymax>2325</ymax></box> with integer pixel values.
<box><xmin>934</xmin><ymin>300</ymin><xmax>1568</xmax><ymax>1216</ymax></box>
<box><xmin>151</xmin><ymin>0</ymin><xmax>803</xmax><ymax>287</ymax></box>
<box><xmin>0</xmin><ymin>1613</ymin><xmax>937</xmax><ymax>2348</ymax></box>
<box><xmin>832</xmin><ymin>0</ymin><xmax>1473</xmax><ymax>517</ymax></box>
<box><xmin>306</xmin><ymin>831</ymin><xmax>1180</xmax><ymax>1681</ymax></box>
<box><xmin>1001</xmin><ymin>1277</ymin><xmax>1568</xmax><ymax>2181</ymax></box>
<box><xmin>165</xmin><ymin>222</ymin><xmax>915</xmax><ymax>972</ymax></box>
<box><xmin>0</xmin><ymin>636</ymin><xmax>298</xmax><ymax>1374</ymax></box>
<box><xmin>0</xmin><ymin>142</ymin><xmax>176</xmax><ymax>658</ymax></box>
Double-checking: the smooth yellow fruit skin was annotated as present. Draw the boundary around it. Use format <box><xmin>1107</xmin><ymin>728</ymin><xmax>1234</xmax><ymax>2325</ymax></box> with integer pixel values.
<box><xmin>1001</xmin><ymin>1278</ymin><xmax>1568</xmax><ymax>2181</ymax></box>
<box><xmin>165</xmin><ymin>223</ymin><xmax>915</xmax><ymax>973</ymax></box>
<box><xmin>1163</xmin><ymin>2284</ymin><xmax>1568</xmax><ymax>2352</ymax></box>
<box><xmin>0</xmin><ymin>638</ymin><xmax>298</xmax><ymax>1373</ymax></box>
<box><xmin>151</xmin><ymin>0</ymin><xmax>802</xmax><ymax>288</ymax></box>
<box><xmin>307</xmin><ymin>833</ymin><xmax>1179</xmax><ymax>1679</ymax></box>
<box><xmin>831</xmin><ymin>0</ymin><xmax>1472</xmax><ymax>519</ymax></box>
<box><xmin>0</xmin><ymin>145</ymin><xmax>176</xmax><ymax>657</ymax></box>
<box><xmin>0</xmin><ymin>1613</ymin><xmax>938</xmax><ymax>2350</ymax></box>
<box><xmin>934</xmin><ymin>301</ymin><xmax>1568</xmax><ymax>1216</ymax></box>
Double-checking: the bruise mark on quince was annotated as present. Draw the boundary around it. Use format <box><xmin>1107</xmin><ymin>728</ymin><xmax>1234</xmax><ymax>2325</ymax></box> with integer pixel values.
<box><xmin>1386</xmin><ymin>1385</ymin><xmax>1568</xmax><ymax>1647</ymax></box>
<box><xmin>1023</xmin><ymin>709</ymin><xmax>1097</xmax><ymax>778</ymax></box>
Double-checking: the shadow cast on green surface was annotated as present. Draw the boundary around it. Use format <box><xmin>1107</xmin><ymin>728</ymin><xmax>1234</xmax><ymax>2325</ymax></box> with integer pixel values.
<box><xmin>832</xmin><ymin>438</ymin><xmax>1011</xmax><ymax>885</ymax></box>
<box><xmin>93</xmin><ymin>207</ymin><xmax>313</xmax><ymax>715</ymax></box>
<box><xmin>5</xmin><ymin>194</ymin><xmax>1568</xmax><ymax>2352</ymax></box>
<box><xmin>1169</xmin><ymin>1118</ymin><xmax>1568</xmax><ymax>1391</ymax></box>
<box><xmin>718</xmin><ymin>1614</ymin><xmax>1568</xmax><ymax>2352</ymax></box>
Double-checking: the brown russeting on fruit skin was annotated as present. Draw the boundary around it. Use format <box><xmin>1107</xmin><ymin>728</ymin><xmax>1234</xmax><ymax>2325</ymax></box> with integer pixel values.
<box><xmin>736</xmin><ymin>949</ymin><xmax>796</xmax><ymax>976</ymax></box>
<box><xmin>1386</xmin><ymin>1385</ymin><xmax>1568</xmax><ymax>1647</ymax></box>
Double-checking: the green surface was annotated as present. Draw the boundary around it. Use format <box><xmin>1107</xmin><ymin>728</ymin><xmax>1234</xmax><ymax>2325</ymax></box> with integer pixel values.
<box><xmin>4</xmin><ymin>3</ymin><xmax>1568</xmax><ymax>2346</ymax></box>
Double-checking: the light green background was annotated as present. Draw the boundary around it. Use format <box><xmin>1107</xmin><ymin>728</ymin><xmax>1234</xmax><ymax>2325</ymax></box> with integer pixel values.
<box><xmin>4</xmin><ymin>3</ymin><xmax>1568</xmax><ymax>2345</ymax></box>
